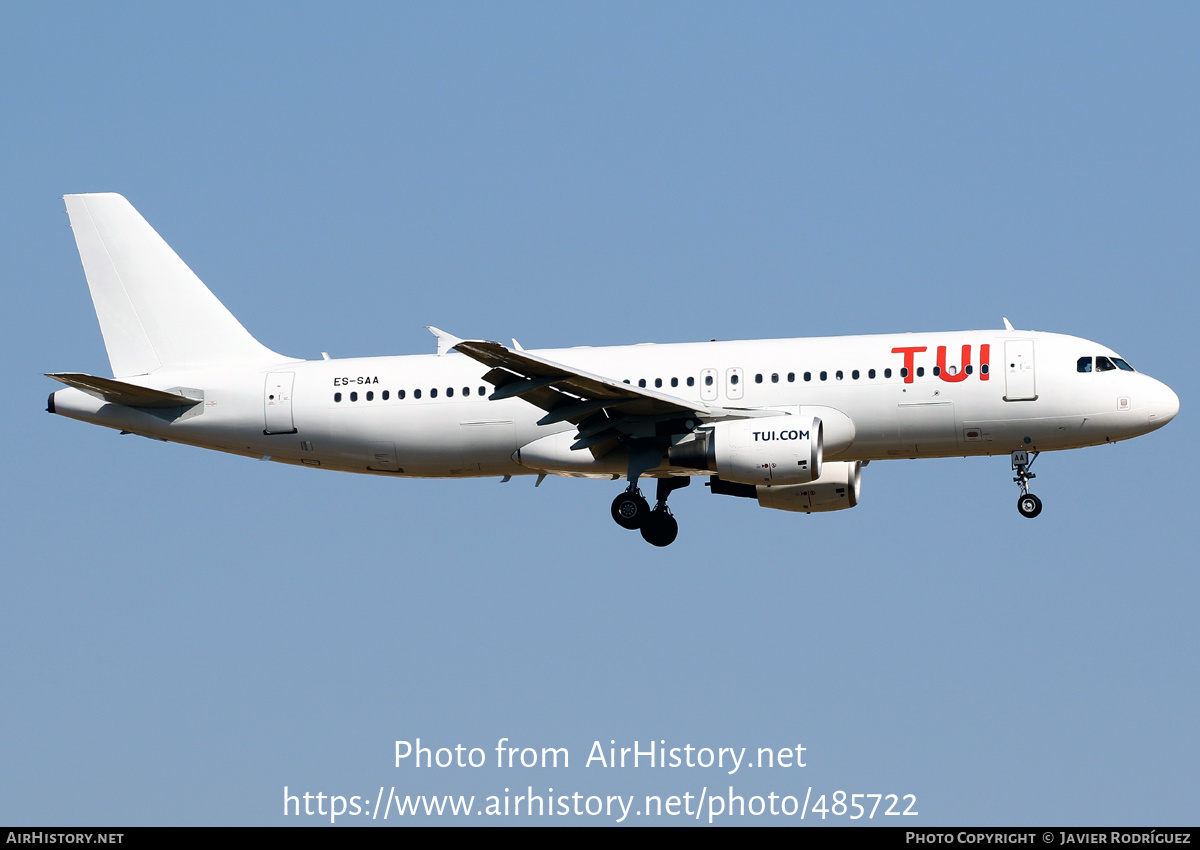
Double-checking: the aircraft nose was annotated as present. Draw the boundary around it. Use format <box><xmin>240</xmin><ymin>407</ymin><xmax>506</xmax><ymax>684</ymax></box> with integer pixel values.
<box><xmin>1147</xmin><ymin>381</ymin><xmax>1179</xmax><ymax>429</ymax></box>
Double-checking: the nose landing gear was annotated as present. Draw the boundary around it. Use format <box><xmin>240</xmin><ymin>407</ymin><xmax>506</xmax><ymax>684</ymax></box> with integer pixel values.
<box><xmin>1012</xmin><ymin>450</ymin><xmax>1042</xmax><ymax>518</ymax></box>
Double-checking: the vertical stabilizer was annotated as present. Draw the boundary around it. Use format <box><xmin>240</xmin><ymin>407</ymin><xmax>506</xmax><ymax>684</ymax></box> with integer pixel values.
<box><xmin>64</xmin><ymin>193</ymin><xmax>292</xmax><ymax>377</ymax></box>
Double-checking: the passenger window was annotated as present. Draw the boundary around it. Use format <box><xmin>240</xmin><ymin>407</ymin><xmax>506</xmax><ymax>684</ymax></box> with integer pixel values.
<box><xmin>447</xmin><ymin>387</ymin><xmax>454</xmax><ymax>397</ymax></box>
<box><xmin>334</xmin><ymin>392</ymin><xmax>342</xmax><ymax>402</ymax></box>
<box><xmin>704</xmin><ymin>375</ymin><xmax>713</xmax><ymax>386</ymax></box>
<box><xmin>655</xmin><ymin>378</ymin><xmax>662</xmax><ymax>388</ymax></box>
<box><xmin>414</xmin><ymin>389</ymin><xmax>422</xmax><ymax>399</ymax></box>
<box><xmin>804</xmin><ymin>372</ymin><xmax>812</xmax><ymax>382</ymax></box>
<box><xmin>1096</xmin><ymin>356</ymin><xmax>1116</xmax><ymax>372</ymax></box>
<box><xmin>965</xmin><ymin>365</ymin><xmax>973</xmax><ymax>375</ymax></box>
<box><xmin>687</xmin><ymin>377</ymin><xmax>695</xmax><ymax>387</ymax></box>
<box><xmin>463</xmin><ymin>387</ymin><xmax>469</xmax><ymax>396</ymax></box>
<box><xmin>730</xmin><ymin>374</ymin><xmax>739</xmax><ymax>385</ymax></box>
<box><xmin>366</xmin><ymin>391</ymin><xmax>374</xmax><ymax>401</ymax></box>
<box><xmin>932</xmin><ymin>367</ymin><xmax>940</xmax><ymax>376</ymax></box>
<box><xmin>836</xmin><ymin>370</ymin><xmax>843</xmax><ymax>380</ymax></box>
<box><xmin>639</xmin><ymin>379</ymin><xmax>647</xmax><ymax>387</ymax></box>
<box><xmin>916</xmin><ymin>367</ymin><xmax>925</xmax><ymax>377</ymax></box>
<box><xmin>1078</xmin><ymin>357</ymin><xmax>1093</xmax><ymax>373</ymax></box>
<box><xmin>852</xmin><ymin>370</ymin><xmax>860</xmax><ymax>379</ymax></box>
<box><xmin>868</xmin><ymin>369</ymin><xmax>876</xmax><ymax>379</ymax></box>
<box><xmin>900</xmin><ymin>368</ymin><xmax>908</xmax><ymax>378</ymax></box>
<box><xmin>398</xmin><ymin>390</ymin><xmax>406</xmax><ymax>399</ymax></box>
<box><xmin>382</xmin><ymin>390</ymin><xmax>389</xmax><ymax>400</ymax></box>
<box><xmin>981</xmin><ymin>364</ymin><xmax>989</xmax><ymax>375</ymax></box>
<box><xmin>885</xmin><ymin>368</ymin><xmax>892</xmax><ymax>378</ymax></box>
<box><xmin>820</xmin><ymin>371</ymin><xmax>827</xmax><ymax>381</ymax></box>
<box><xmin>431</xmin><ymin>388</ymin><xmax>438</xmax><ymax>398</ymax></box>
<box><xmin>787</xmin><ymin>372</ymin><xmax>795</xmax><ymax>382</ymax></box>
<box><xmin>479</xmin><ymin>386</ymin><xmax>486</xmax><ymax>395</ymax></box>
<box><xmin>670</xmin><ymin>377</ymin><xmax>678</xmax><ymax>387</ymax></box>
<box><xmin>754</xmin><ymin>374</ymin><xmax>763</xmax><ymax>383</ymax></box>
<box><xmin>771</xmin><ymin>373</ymin><xmax>779</xmax><ymax>383</ymax></box>
<box><xmin>350</xmin><ymin>392</ymin><xmax>358</xmax><ymax>402</ymax></box>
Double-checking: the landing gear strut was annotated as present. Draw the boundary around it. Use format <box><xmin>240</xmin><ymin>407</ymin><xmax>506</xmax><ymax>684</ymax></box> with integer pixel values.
<box><xmin>1012</xmin><ymin>450</ymin><xmax>1042</xmax><ymax>518</ymax></box>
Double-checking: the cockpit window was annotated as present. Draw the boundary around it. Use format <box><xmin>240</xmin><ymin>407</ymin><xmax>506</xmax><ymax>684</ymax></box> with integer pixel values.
<box><xmin>1077</xmin><ymin>357</ymin><xmax>1092</xmax><ymax>373</ymax></box>
<box><xmin>1096</xmin><ymin>356</ymin><xmax>1116</xmax><ymax>372</ymax></box>
<box><xmin>1113</xmin><ymin>358</ymin><xmax>1134</xmax><ymax>372</ymax></box>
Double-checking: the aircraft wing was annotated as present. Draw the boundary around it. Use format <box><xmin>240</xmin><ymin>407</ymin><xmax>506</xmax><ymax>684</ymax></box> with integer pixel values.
<box><xmin>452</xmin><ymin>338</ymin><xmax>724</xmax><ymax>454</ymax></box>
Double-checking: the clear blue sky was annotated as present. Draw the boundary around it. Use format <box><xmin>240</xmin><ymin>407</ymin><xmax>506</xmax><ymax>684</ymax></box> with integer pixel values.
<box><xmin>2</xmin><ymin>2</ymin><xmax>1196</xmax><ymax>825</ymax></box>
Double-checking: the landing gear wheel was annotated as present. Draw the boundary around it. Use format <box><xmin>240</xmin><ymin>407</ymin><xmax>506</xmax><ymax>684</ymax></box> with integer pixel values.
<box><xmin>640</xmin><ymin>508</ymin><xmax>679</xmax><ymax>547</ymax></box>
<box><xmin>611</xmin><ymin>490</ymin><xmax>650</xmax><ymax>530</ymax></box>
<box><xmin>1017</xmin><ymin>493</ymin><xmax>1043</xmax><ymax>518</ymax></box>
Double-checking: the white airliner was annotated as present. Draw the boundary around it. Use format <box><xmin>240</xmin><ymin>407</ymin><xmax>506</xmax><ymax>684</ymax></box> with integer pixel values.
<box><xmin>47</xmin><ymin>194</ymin><xmax>1179</xmax><ymax>546</ymax></box>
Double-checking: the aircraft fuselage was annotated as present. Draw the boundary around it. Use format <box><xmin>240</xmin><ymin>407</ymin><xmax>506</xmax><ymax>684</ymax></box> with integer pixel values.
<box><xmin>50</xmin><ymin>328</ymin><xmax>1177</xmax><ymax>478</ymax></box>
<box><xmin>46</xmin><ymin>193</ymin><xmax>1180</xmax><ymax>545</ymax></box>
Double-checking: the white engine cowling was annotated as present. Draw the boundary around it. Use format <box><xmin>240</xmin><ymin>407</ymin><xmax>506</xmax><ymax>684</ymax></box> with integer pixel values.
<box><xmin>670</xmin><ymin>417</ymin><xmax>823</xmax><ymax>486</ymax></box>
<box><xmin>755</xmin><ymin>461</ymin><xmax>862</xmax><ymax>513</ymax></box>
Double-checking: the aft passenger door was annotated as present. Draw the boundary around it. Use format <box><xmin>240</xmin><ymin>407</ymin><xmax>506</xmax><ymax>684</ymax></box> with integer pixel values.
<box><xmin>264</xmin><ymin>372</ymin><xmax>297</xmax><ymax>434</ymax></box>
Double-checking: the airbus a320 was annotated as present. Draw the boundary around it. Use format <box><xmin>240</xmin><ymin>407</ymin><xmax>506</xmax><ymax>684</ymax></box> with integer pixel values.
<box><xmin>47</xmin><ymin>194</ymin><xmax>1180</xmax><ymax>546</ymax></box>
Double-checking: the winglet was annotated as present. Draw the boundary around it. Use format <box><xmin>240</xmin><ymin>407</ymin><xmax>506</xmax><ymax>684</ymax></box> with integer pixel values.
<box><xmin>1002</xmin><ymin>317</ymin><xmax>1015</xmax><ymax>331</ymax></box>
<box><xmin>426</xmin><ymin>326</ymin><xmax>463</xmax><ymax>356</ymax></box>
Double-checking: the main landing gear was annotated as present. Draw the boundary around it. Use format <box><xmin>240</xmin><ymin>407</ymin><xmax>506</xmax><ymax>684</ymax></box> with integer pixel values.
<box><xmin>610</xmin><ymin>477</ymin><xmax>689</xmax><ymax>547</ymax></box>
<box><xmin>1012</xmin><ymin>450</ymin><xmax>1042</xmax><ymax>518</ymax></box>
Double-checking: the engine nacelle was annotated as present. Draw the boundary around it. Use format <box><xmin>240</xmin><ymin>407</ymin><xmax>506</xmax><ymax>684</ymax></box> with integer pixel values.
<box><xmin>755</xmin><ymin>460</ymin><xmax>863</xmax><ymax>513</ymax></box>
<box><xmin>670</xmin><ymin>416</ymin><xmax>822</xmax><ymax>486</ymax></box>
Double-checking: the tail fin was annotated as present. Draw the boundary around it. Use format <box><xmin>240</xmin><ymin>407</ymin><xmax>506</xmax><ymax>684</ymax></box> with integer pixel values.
<box><xmin>64</xmin><ymin>193</ymin><xmax>292</xmax><ymax>377</ymax></box>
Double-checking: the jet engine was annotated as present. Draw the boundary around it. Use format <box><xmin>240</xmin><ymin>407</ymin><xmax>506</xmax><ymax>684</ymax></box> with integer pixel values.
<box><xmin>755</xmin><ymin>460</ymin><xmax>862</xmax><ymax>513</ymax></box>
<box><xmin>669</xmin><ymin>417</ymin><xmax>823</xmax><ymax>486</ymax></box>
<box><xmin>706</xmin><ymin>460</ymin><xmax>863</xmax><ymax>513</ymax></box>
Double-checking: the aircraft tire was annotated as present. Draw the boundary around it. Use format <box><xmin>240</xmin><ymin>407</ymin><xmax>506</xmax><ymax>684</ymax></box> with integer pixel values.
<box><xmin>611</xmin><ymin>491</ymin><xmax>649</xmax><ymax>530</ymax></box>
<box><xmin>1017</xmin><ymin>493</ymin><xmax>1043</xmax><ymax>518</ymax></box>
<box><xmin>640</xmin><ymin>509</ymin><xmax>678</xmax><ymax>547</ymax></box>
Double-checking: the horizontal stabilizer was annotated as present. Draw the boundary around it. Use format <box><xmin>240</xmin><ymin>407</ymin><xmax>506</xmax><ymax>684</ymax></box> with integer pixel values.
<box><xmin>46</xmin><ymin>373</ymin><xmax>202</xmax><ymax>409</ymax></box>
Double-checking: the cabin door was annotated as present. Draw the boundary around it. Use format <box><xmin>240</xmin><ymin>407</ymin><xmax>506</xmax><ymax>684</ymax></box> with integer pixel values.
<box><xmin>1004</xmin><ymin>340</ymin><xmax>1037</xmax><ymax>401</ymax></box>
<box><xmin>264</xmin><ymin>372</ymin><xmax>297</xmax><ymax>434</ymax></box>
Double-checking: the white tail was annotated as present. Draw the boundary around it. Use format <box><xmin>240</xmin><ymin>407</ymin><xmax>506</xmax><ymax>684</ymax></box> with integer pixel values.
<box><xmin>64</xmin><ymin>193</ymin><xmax>293</xmax><ymax>377</ymax></box>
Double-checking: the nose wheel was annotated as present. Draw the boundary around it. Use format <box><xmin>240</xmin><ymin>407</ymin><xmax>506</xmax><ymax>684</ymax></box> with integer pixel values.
<box><xmin>1017</xmin><ymin>492</ymin><xmax>1043</xmax><ymax>518</ymax></box>
<box><xmin>1012</xmin><ymin>450</ymin><xmax>1042</xmax><ymax>518</ymax></box>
